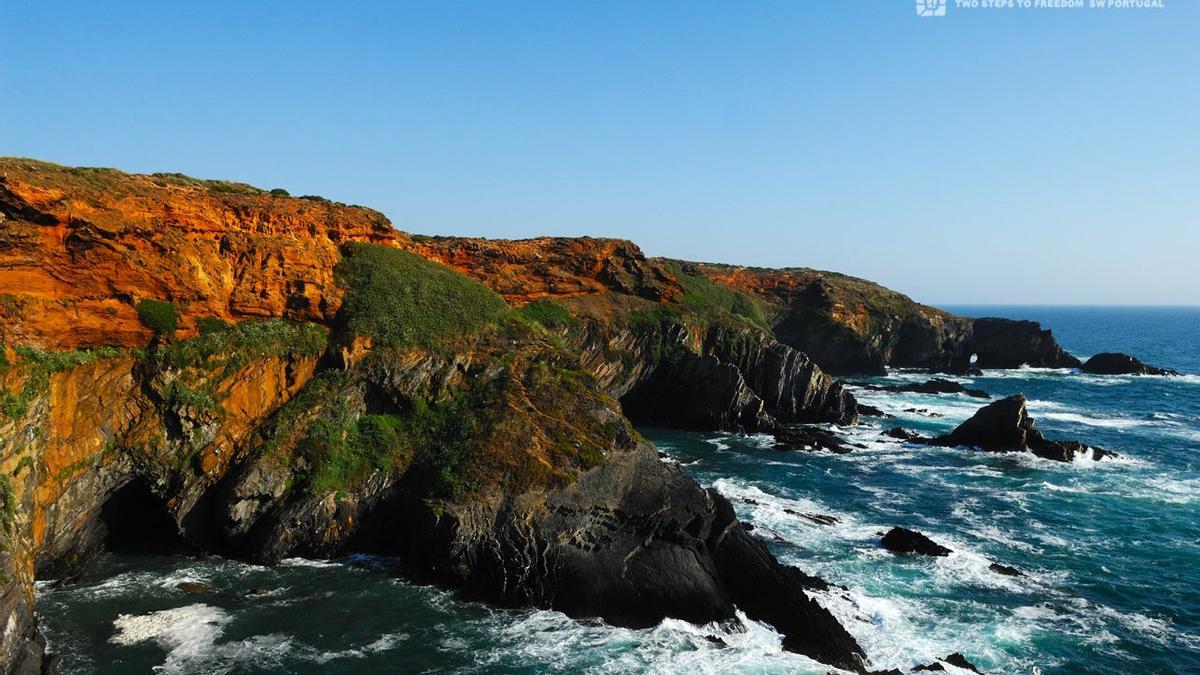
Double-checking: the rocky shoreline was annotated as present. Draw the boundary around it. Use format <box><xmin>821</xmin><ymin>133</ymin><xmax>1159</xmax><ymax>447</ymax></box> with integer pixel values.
<box><xmin>0</xmin><ymin>159</ymin><xmax>1183</xmax><ymax>674</ymax></box>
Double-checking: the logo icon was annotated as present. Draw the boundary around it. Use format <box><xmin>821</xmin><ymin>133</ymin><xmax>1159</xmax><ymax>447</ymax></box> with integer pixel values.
<box><xmin>916</xmin><ymin>0</ymin><xmax>946</xmax><ymax>16</ymax></box>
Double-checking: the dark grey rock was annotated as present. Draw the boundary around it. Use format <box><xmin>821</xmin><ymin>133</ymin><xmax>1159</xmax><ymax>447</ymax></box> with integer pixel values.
<box><xmin>924</xmin><ymin>394</ymin><xmax>1113</xmax><ymax>462</ymax></box>
<box><xmin>881</xmin><ymin>527</ymin><xmax>952</xmax><ymax>557</ymax></box>
<box><xmin>1081</xmin><ymin>352</ymin><xmax>1178</xmax><ymax>376</ymax></box>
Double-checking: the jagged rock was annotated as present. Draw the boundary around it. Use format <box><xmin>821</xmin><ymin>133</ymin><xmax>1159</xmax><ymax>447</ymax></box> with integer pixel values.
<box><xmin>914</xmin><ymin>652</ymin><xmax>984</xmax><ymax>673</ymax></box>
<box><xmin>786</xmin><ymin>510</ymin><xmax>839</xmax><ymax>526</ymax></box>
<box><xmin>881</xmin><ymin>527</ymin><xmax>952</xmax><ymax>557</ymax></box>
<box><xmin>619</xmin><ymin>350</ymin><xmax>772</xmax><ymax>431</ymax></box>
<box><xmin>1081</xmin><ymin>352</ymin><xmax>1178</xmax><ymax>376</ymax></box>
<box><xmin>860</xmin><ymin>378</ymin><xmax>989</xmax><ymax>399</ymax></box>
<box><xmin>925</xmin><ymin>394</ymin><xmax>1112</xmax><ymax>462</ymax></box>
<box><xmin>858</xmin><ymin>403</ymin><xmax>891</xmax><ymax>418</ymax></box>
<box><xmin>971</xmin><ymin>318</ymin><xmax>1080</xmax><ymax>369</ymax></box>
<box><xmin>615</xmin><ymin>324</ymin><xmax>858</xmax><ymax>433</ymax></box>
<box><xmin>175</xmin><ymin>581</ymin><xmax>210</xmax><ymax>594</ymax></box>
<box><xmin>883</xmin><ymin>427</ymin><xmax>924</xmax><ymax>442</ymax></box>
<box><xmin>989</xmin><ymin>563</ymin><xmax>1023</xmax><ymax>577</ymax></box>
<box><xmin>773</xmin><ymin>425</ymin><xmax>859</xmax><ymax>454</ymax></box>
<box><xmin>704</xmin><ymin>635</ymin><xmax>728</xmax><ymax>647</ymax></box>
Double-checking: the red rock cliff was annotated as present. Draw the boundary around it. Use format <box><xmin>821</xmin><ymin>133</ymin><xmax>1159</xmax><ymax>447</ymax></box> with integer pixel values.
<box><xmin>0</xmin><ymin>159</ymin><xmax>397</xmax><ymax>349</ymax></box>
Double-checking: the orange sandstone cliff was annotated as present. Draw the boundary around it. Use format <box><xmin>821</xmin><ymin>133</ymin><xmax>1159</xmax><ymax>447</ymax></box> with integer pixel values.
<box><xmin>0</xmin><ymin>160</ymin><xmax>870</xmax><ymax>674</ymax></box>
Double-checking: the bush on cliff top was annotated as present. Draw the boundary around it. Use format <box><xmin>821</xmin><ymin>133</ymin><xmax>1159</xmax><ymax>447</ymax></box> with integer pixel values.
<box><xmin>136</xmin><ymin>299</ymin><xmax>178</xmax><ymax>337</ymax></box>
<box><xmin>668</xmin><ymin>263</ymin><xmax>771</xmax><ymax>331</ymax></box>
<box><xmin>336</xmin><ymin>243</ymin><xmax>509</xmax><ymax>349</ymax></box>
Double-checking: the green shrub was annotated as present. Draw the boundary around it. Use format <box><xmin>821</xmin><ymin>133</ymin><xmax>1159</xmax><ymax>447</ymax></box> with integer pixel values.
<box><xmin>136</xmin><ymin>299</ymin><xmax>178</xmax><ymax>336</ymax></box>
<box><xmin>517</xmin><ymin>300</ymin><xmax>577</xmax><ymax>330</ymax></box>
<box><xmin>335</xmin><ymin>243</ymin><xmax>509</xmax><ymax>349</ymax></box>
<box><xmin>269</xmin><ymin>188</ymin><xmax>290</xmax><ymax>197</ymax></box>
<box><xmin>668</xmin><ymin>263</ymin><xmax>770</xmax><ymax>331</ymax></box>
<box><xmin>195</xmin><ymin>316</ymin><xmax>231</xmax><ymax>335</ymax></box>
<box><xmin>161</xmin><ymin>319</ymin><xmax>327</xmax><ymax>371</ymax></box>
<box><xmin>0</xmin><ymin>475</ymin><xmax>16</xmax><ymax>550</ymax></box>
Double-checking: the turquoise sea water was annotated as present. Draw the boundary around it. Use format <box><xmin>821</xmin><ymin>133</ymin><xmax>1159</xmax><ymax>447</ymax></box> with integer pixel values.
<box><xmin>38</xmin><ymin>307</ymin><xmax>1200</xmax><ymax>673</ymax></box>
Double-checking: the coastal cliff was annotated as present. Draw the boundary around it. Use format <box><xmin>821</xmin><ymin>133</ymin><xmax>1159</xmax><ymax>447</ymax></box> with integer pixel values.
<box><xmin>687</xmin><ymin>262</ymin><xmax>1080</xmax><ymax>374</ymax></box>
<box><xmin>0</xmin><ymin>160</ymin><xmax>868</xmax><ymax>673</ymax></box>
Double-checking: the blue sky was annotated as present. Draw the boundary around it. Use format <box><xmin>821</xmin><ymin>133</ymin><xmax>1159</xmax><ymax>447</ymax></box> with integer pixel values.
<box><xmin>2</xmin><ymin>1</ymin><xmax>1196</xmax><ymax>304</ymax></box>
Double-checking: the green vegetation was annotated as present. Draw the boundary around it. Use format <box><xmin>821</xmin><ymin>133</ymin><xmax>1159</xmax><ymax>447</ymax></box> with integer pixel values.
<box><xmin>0</xmin><ymin>475</ymin><xmax>16</xmax><ymax>551</ymax></box>
<box><xmin>195</xmin><ymin>316</ymin><xmax>231</xmax><ymax>335</ymax></box>
<box><xmin>304</xmin><ymin>393</ymin><xmax>478</xmax><ymax>496</ymax></box>
<box><xmin>336</xmin><ymin>243</ymin><xmax>509</xmax><ymax>350</ymax></box>
<box><xmin>516</xmin><ymin>300</ymin><xmax>578</xmax><ymax>330</ymax></box>
<box><xmin>272</xmin><ymin>369</ymin><xmax>480</xmax><ymax>497</ymax></box>
<box><xmin>668</xmin><ymin>263</ymin><xmax>771</xmax><ymax>331</ymax></box>
<box><xmin>269</xmin><ymin>188</ymin><xmax>290</xmax><ymax>197</ymax></box>
<box><xmin>165</xmin><ymin>381</ymin><xmax>219</xmax><ymax>413</ymax></box>
<box><xmin>160</xmin><ymin>319</ymin><xmax>327</xmax><ymax>372</ymax></box>
<box><xmin>1</xmin><ymin>346</ymin><xmax>123</xmax><ymax>419</ymax></box>
<box><xmin>149</xmin><ymin>172</ymin><xmax>266</xmax><ymax>196</ymax></box>
<box><xmin>136</xmin><ymin>299</ymin><xmax>178</xmax><ymax>337</ymax></box>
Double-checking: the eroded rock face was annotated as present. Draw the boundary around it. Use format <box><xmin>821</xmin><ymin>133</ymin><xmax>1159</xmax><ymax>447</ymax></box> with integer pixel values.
<box><xmin>680</xmin><ymin>263</ymin><xmax>1083</xmax><ymax>377</ymax></box>
<box><xmin>694</xmin><ymin>266</ymin><xmax>974</xmax><ymax>375</ymax></box>
<box><xmin>0</xmin><ymin>159</ymin><xmax>868</xmax><ymax>672</ymax></box>
<box><xmin>0</xmin><ymin>159</ymin><xmax>397</xmax><ymax>350</ymax></box>
<box><xmin>1081</xmin><ymin>352</ymin><xmax>1178</xmax><ymax>376</ymax></box>
<box><xmin>928</xmin><ymin>394</ymin><xmax>1111</xmax><ymax>462</ymax></box>
<box><xmin>0</xmin><ymin>324</ymin><xmax>868</xmax><ymax>674</ymax></box>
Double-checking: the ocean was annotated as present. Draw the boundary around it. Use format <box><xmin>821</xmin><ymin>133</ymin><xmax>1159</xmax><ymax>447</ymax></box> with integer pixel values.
<box><xmin>38</xmin><ymin>307</ymin><xmax>1200</xmax><ymax>674</ymax></box>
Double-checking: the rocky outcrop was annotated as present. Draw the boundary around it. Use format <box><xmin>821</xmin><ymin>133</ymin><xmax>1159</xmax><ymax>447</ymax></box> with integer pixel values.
<box><xmin>857</xmin><ymin>378</ymin><xmax>989</xmax><ymax>399</ymax></box>
<box><xmin>682</xmin><ymin>263</ymin><xmax>1082</xmax><ymax>376</ymax></box>
<box><xmin>564</xmin><ymin>307</ymin><xmax>857</xmax><ymax>433</ymax></box>
<box><xmin>969</xmin><ymin>318</ymin><xmax>1080</xmax><ymax>369</ymax></box>
<box><xmin>926</xmin><ymin>395</ymin><xmax>1112</xmax><ymax>462</ymax></box>
<box><xmin>881</xmin><ymin>527</ymin><xmax>952</xmax><ymax>557</ymax></box>
<box><xmin>688</xmin><ymin>264</ymin><xmax>974</xmax><ymax>375</ymax></box>
<box><xmin>1081</xmin><ymin>352</ymin><xmax>1178</xmax><ymax>376</ymax></box>
<box><xmin>913</xmin><ymin>653</ymin><xmax>984</xmax><ymax>673</ymax></box>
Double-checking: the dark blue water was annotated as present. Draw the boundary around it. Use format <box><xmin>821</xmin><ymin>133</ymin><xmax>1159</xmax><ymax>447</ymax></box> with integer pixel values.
<box><xmin>39</xmin><ymin>308</ymin><xmax>1200</xmax><ymax>674</ymax></box>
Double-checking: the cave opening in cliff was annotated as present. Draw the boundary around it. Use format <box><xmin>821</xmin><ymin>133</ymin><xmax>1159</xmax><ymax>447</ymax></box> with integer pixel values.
<box><xmin>100</xmin><ymin>479</ymin><xmax>190</xmax><ymax>554</ymax></box>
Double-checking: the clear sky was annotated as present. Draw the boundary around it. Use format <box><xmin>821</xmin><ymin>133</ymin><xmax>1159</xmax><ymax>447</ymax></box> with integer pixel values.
<box><xmin>2</xmin><ymin>1</ymin><xmax>1196</xmax><ymax>305</ymax></box>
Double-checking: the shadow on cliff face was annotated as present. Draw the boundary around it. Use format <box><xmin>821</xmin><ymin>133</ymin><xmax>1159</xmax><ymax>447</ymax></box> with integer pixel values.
<box><xmin>100</xmin><ymin>479</ymin><xmax>191</xmax><ymax>555</ymax></box>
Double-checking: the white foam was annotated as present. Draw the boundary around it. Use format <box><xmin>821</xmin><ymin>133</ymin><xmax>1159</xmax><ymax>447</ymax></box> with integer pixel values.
<box><xmin>1038</xmin><ymin>411</ymin><xmax>1149</xmax><ymax>430</ymax></box>
<box><xmin>111</xmin><ymin>604</ymin><xmax>233</xmax><ymax>673</ymax></box>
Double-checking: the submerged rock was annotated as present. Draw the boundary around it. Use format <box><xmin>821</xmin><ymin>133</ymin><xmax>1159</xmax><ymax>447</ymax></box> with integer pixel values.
<box><xmin>913</xmin><ymin>652</ymin><xmax>984</xmax><ymax>673</ymax></box>
<box><xmin>1081</xmin><ymin>352</ymin><xmax>1178</xmax><ymax>376</ymax></box>
<box><xmin>175</xmin><ymin>582</ymin><xmax>211</xmax><ymax>594</ymax></box>
<box><xmin>881</xmin><ymin>527</ymin><xmax>952</xmax><ymax>557</ymax></box>
<box><xmin>926</xmin><ymin>394</ymin><xmax>1113</xmax><ymax>462</ymax></box>
<box><xmin>903</xmin><ymin>408</ymin><xmax>943</xmax><ymax>417</ymax></box>
<box><xmin>989</xmin><ymin>562</ymin><xmax>1024</xmax><ymax>577</ymax></box>
<box><xmin>883</xmin><ymin>427</ymin><xmax>925</xmax><ymax>442</ymax></box>
<box><xmin>772</xmin><ymin>425</ymin><xmax>860</xmax><ymax>453</ymax></box>
<box><xmin>859</xmin><ymin>378</ymin><xmax>989</xmax><ymax>399</ymax></box>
